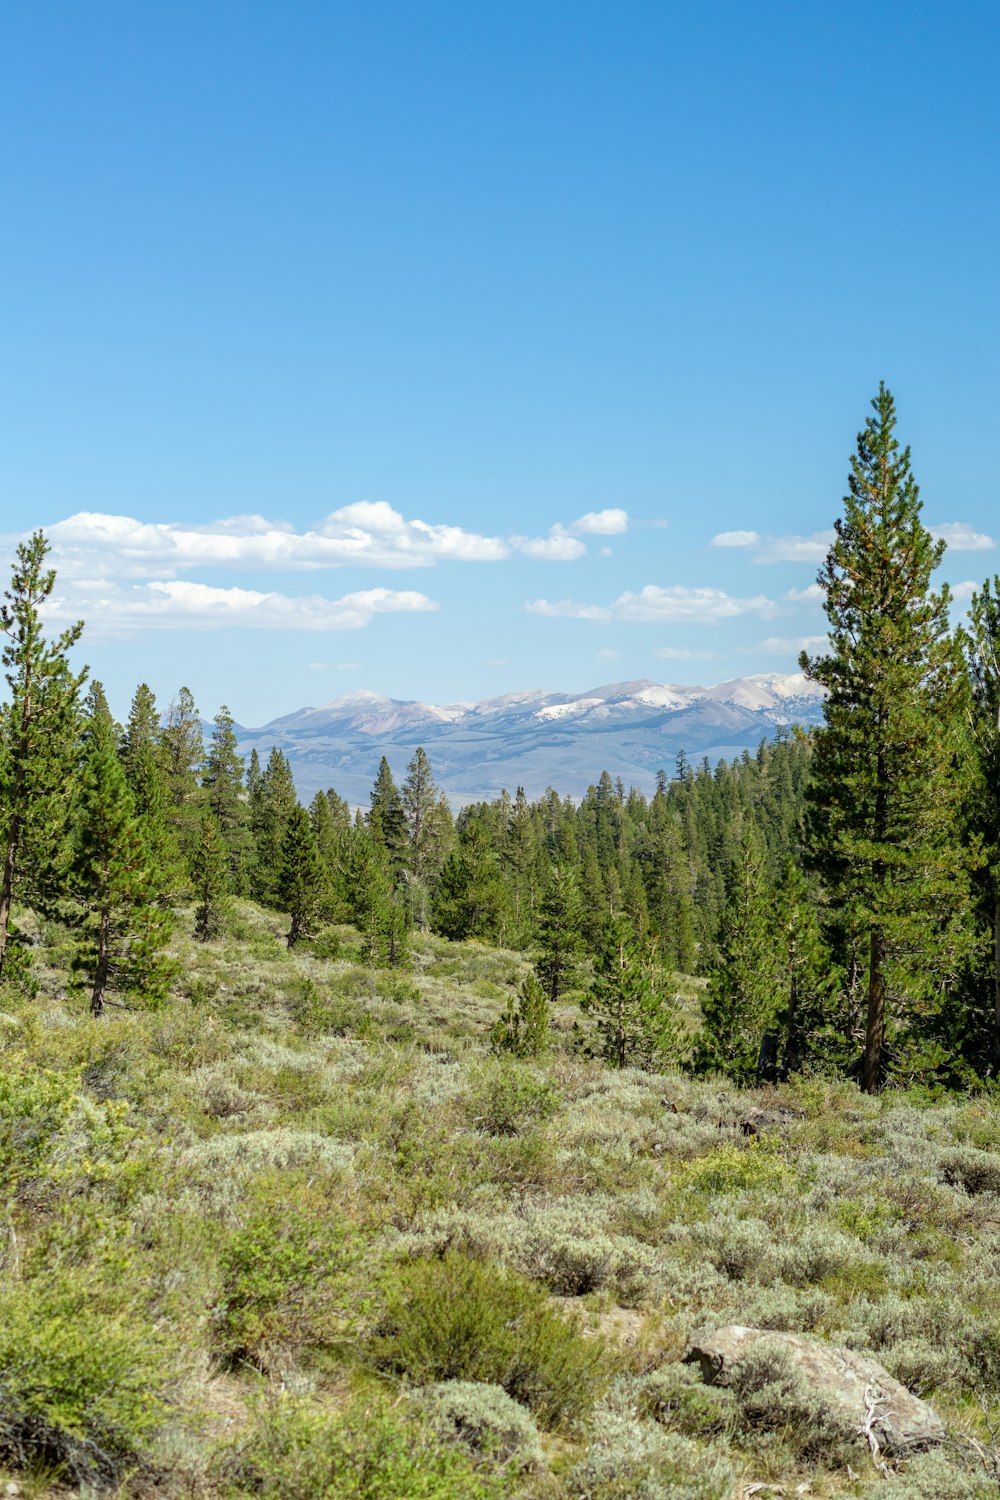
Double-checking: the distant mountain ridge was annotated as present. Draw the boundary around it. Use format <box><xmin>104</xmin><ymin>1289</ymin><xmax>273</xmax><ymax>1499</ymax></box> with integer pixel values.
<box><xmin>234</xmin><ymin>672</ymin><xmax>826</xmax><ymax>805</ymax></box>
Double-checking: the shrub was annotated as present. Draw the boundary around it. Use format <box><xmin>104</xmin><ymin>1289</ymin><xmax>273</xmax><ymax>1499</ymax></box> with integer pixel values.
<box><xmin>466</xmin><ymin>1061</ymin><xmax>560</xmax><ymax>1137</ymax></box>
<box><xmin>219</xmin><ymin>1395</ymin><xmax>504</xmax><ymax>1500</ymax></box>
<box><xmin>940</xmin><ymin>1148</ymin><xmax>1000</xmax><ymax>1197</ymax></box>
<box><xmin>640</xmin><ymin>1363</ymin><xmax>736</xmax><ymax>1439</ymax></box>
<box><xmin>0</xmin><ymin>1274</ymin><xmax>170</xmax><ymax>1484</ymax></box>
<box><xmin>891</xmin><ymin>1449</ymin><xmax>995</xmax><ymax>1500</ymax></box>
<box><xmin>413</xmin><ymin>1381</ymin><xmax>544</xmax><ymax>1471</ymax></box>
<box><xmin>727</xmin><ymin>1338</ymin><xmax>856</xmax><ymax>1465</ymax></box>
<box><xmin>214</xmin><ymin>1172</ymin><xmax>364</xmax><ymax>1368</ymax></box>
<box><xmin>371</xmin><ymin>1251</ymin><xmax>605</xmax><ymax>1429</ymax></box>
<box><xmin>568</xmin><ymin>1412</ymin><xmax>734</xmax><ymax>1500</ymax></box>
<box><xmin>674</xmin><ymin>1139</ymin><xmax>793</xmax><ymax>1195</ymax></box>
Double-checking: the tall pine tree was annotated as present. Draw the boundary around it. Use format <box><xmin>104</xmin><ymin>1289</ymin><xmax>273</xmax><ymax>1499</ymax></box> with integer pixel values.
<box><xmin>0</xmin><ymin>531</ymin><xmax>86</xmax><ymax>975</ymax></box>
<box><xmin>802</xmin><ymin>384</ymin><xmax>970</xmax><ymax>1091</ymax></box>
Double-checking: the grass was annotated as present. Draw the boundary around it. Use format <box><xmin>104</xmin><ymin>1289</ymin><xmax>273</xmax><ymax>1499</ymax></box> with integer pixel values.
<box><xmin>3</xmin><ymin>902</ymin><xmax>1000</xmax><ymax>1497</ymax></box>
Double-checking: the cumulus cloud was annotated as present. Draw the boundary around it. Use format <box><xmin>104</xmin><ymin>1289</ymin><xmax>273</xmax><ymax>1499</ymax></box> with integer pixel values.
<box><xmin>754</xmin><ymin>634</ymin><xmax>829</xmax><ymax>655</ymax></box>
<box><xmin>930</xmin><ymin>522</ymin><xmax>996</xmax><ymax>551</ymax></box>
<box><xmin>511</xmin><ymin>530</ymin><xmax>587</xmax><ymax>561</ymax></box>
<box><xmin>711</xmin><ymin>529</ymin><xmax>760</xmax><ymax>548</ymax></box>
<box><xmin>526</xmin><ymin>583</ymin><xmax>774</xmax><ymax>625</ymax></box>
<box><xmin>753</xmin><ymin>531</ymin><xmax>835</xmax><ymax>564</ymax></box>
<box><xmin>595</xmin><ymin>647</ymin><xmax>621</xmax><ymax>662</ymax></box>
<box><xmin>785</xmin><ymin>583</ymin><xmax>824</xmax><ymax>603</ymax></box>
<box><xmin>40</xmin><ymin>506</ymin><xmax>508</xmax><ymax>576</ymax></box>
<box><xmin>42</xmin><ymin>578</ymin><xmax>437</xmax><ymax>636</ymax></box>
<box><xmin>569</xmin><ymin>508</ymin><xmax>629</xmax><ymax>536</ymax></box>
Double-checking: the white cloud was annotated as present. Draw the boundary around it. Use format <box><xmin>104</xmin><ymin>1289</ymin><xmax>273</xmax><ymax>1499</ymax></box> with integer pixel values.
<box><xmin>930</xmin><ymin>522</ymin><xmax>996</xmax><ymax>551</ymax></box>
<box><xmin>753</xmin><ymin>531</ymin><xmax>835</xmax><ymax>564</ymax></box>
<box><xmin>42</xmin><ymin>578</ymin><xmax>437</xmax><ymax>635</ymax></box>
<box><xmin>711</xmin><ymin>529</ymin><xmax>760</xmax><ymax>548</ymax></box>
<box><xmin>41</xmin><ymin>506</ymin><xmax>509</xmax><ymax>576</ymax></box>
<box><xmin>526</xmin><ymin>598</ymin><xmax>611</xmax><ymax>621</ymax></box>
<box><xmin>598</xmin><ymin>546</ymin><xmax>613</xmax><ymax>558</ymax></box>
<box><xmin>596</xmin><ymin>647</ymin><xmax>621</xmax><ymax>662</ymax></box>
<box><xmin>754</xmin><ymin>634</ymin><xmax>829</xmax><ymax>655</ymax></box>
<box><xmin>526</xmin><ymin>583</ymin><xmax>774</xmax><ymax>625</ymax></box>
<box><xmin>950</xmin><ymin>580</ymin><xmax>980</xmax><ymax>604</ymax></box>
<box><xmin>785</xmin><ymin>583</ymin><xmax>824</xmax><ymax>603</ymax></box>
<box><xmin>511</xmin><ymin>530</ymin><xmax>587</xmax><ymax>561</ymax></box>
<box><xmin>569</xmin><ymin>508</ymin><xmax>629</xmax><ymax>536</ymax></box>
<box><xmin>307</xmin><ymin>661</ymin><xmax>362</xmax><ymax>671</ymax></box>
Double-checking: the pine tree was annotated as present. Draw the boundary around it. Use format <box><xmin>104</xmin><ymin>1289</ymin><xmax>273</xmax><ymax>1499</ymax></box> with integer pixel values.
<box><xmin>961</xmin><ymin>578</ymin><xmax>1000</xmax><ymax>1064</ymax></box>
<box><xmin>250</xmin><ymin>747</ymin><xmax>298</xmax><ymax>902</ymax></box>
<box><xmin>697</xmin><ymin>829</ymin><xmax>781</xmax><ymax>1081</ymax></box>
<box><xmin>368</xmin><ymin>756</ymin><xmax>408</xmax><ymax>881</ymax></box>
<box><xmin>69</xmin><ymin>712</ymin><xmax>176</xmax><ymax>1016</ymax></box>
<box><xmin>581</xmin><ymin>913</ymin><xmax>683</xmax><ymax>1069</ymax></box>
<box><xmin>433</xmin><ymin>820</ymin><xmax>509</xmax><ymax>942</ymax></box>
<box><xmin>802</xmin><ymin>384</ymin><xmax>971</xmax><ymax>1091</ymax></box>
<box><xmin>120</xmin><ymin>682</ymin><xmax>180</xmax><ymax>893</ymax></box>
<box><xmin>203</xmin><ymin>705</ymin><xmax>249</xmax><ymax>892</ymax></box>
<box><xmin>534</xmin><ymin>864</ymin><xmax>586</xmax><ymax>1005</ymax></box>
<box><xmin>192</xmin><ymin>807</ymin><xmax>231</xmax><ymax>941</ymax></box>
<box><xmin>491</xmin><ymin>972</ymin><xmax>551</xmax><ymax>1058</ymax></box>
<box><xmin>772</xmin><ymin>858</ymin><xmax>841</xmax><ymax>1075</ymax></box>
<box><xmin>0</xmin><ymin>531</ymin><xmax>86</xmax><ymax>975</ymax></box>
<box><xmin>401</xmin><ymin>746</ymin><xmax>453</xmax><ymax>927</ymax></box>
<box><xmin>275</xmin><ymin>803</ymin><xmax>329</xmax><ymax>947</ymax></box>
<box><xmin>159</xmin><ymin>686</ymin><xmax>204</xmax><ymax>870</ymax></box>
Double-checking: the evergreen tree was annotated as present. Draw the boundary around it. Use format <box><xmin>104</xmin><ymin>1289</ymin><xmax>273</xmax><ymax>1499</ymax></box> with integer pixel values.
<box><xmin>534</xmin><ymin>864</ymin><xmax>586</xmax><ymax>1005</ymax></box>
<box><xmin>203</xmin><ymin>705</ymin><xmax>249</xmax><ymax>892</ymax></box>
<box><xmin>159</xmin><ymin>686</ymin><xmax>205</xmax><ymax>869</ymax></box>
<box><xmin>121</xmin><ymin>682</ymin><xmax>179</xmax><ymax>890</ymax></box>
<box><xmin>581</xmin><ymin>913</ymin><xmax>683</xmax><ymax>1069</ymax></box>
<box><xmin>402</xmin><ymin>747</ymin><xmax>453</xmax><ymax>927</ymax></box>
<box><xmin>802</xmin><ymin>384</ymin><xmax>971</xmax><ymax>1091</ymax></box>
<box><xmin>772</xmin><ymin>858</ymin><xmax>841</xmax><ymax>1075</ymax></box>
<box><xmin>368</xmin><ymin>756</ymin><xmax>408</xmax><ymax>881</ymax></box>
<box><xmin>250</xmin><ymin>747</ymin><xmax>298</xmax><ymax>902</ymax></box>
<box><xmin>69</xmin><ymin>712</ymin><xmax>175</xmax><ymax>1015</ymax></box>
<box><xmin>192</xmin><ymin>807</ymin><xmax>231</xmax><ymax>941</ymax></box>
<box><xmin>433</xmin><ymin>820</ymin><xmax>509</xmax><ymax>942</ymax></box>
<box><xmin>276</xmin><ymin>803</ymin><xmax>330</xmax><ymax>947</ymax></box>
<box><xmin>961</xmin><ymin>578</ymin><xmax>1000</xmax><ymax>1064</ymax></box>
<box><xmin>0</xmin><ymin>531</ymin><xmax>86</xmax><ymax>975</ymax></box>
<box><xmin>491</xmin><ymin>972</ymin><xmax>551</xmax><ymax>1058</ymax></box>
<box><xmin>697</xmin><ymin>829</ymin><xmax>781</xmax><ymax>1081</ymax></box>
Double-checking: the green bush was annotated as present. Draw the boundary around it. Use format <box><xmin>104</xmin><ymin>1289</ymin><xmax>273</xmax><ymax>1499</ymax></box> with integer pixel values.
<box><xmin>726</xmin><ymin>1338</ymin><xmax>856</xmax><ymax>1465</ymax></box>
<box><xmin>371</xmin><ymin>1251</ymin><xmax>604</xmax><ymax>1429</ymax></box>
<box><xmin>219</xmin><ymin>1395</ymin><xmax>505</xmax><ymax>1500</ymax></box>
<box><xmin>466</xmin><ymin>1061</ymin><xmax>560</xmax><ymax>1137</ymax></box>
<box><xmin>0</xmin><ymin>1274</ymin><xmax>169</xmax><ymax>1484</ymax></box>
<box><xmin>412</xmin><ymin>1381</ymin><xmax>544</xmax><ymax>1471</ymax></box>
<box><xmin>640</xmin><ymin>1363</ymin><xmax>736</xmax><ymax>1439</ymax></box>
<box><xmin>214</xmin><ymin>1171</ymin><xmax>364</xmax><ymax>1368</ymax></box>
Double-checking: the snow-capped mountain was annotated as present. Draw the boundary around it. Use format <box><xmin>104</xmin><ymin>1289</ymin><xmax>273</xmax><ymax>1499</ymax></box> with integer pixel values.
<box><xmin>234</xmin><ymin>673</ymin><xmax>826</xmax><ymax>805</ymax></box>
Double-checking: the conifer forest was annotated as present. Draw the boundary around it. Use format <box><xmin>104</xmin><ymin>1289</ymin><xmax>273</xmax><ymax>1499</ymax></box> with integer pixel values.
<box><xmin>4</xmin><ymin>388</ymin><xmax>1000</xmax><ymax>1499</ymax></box>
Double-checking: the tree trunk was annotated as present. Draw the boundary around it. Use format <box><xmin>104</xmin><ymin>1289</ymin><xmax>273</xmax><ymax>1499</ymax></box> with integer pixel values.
<box><xmin>862</xmin><ymin>927</ymin><xmax>885</xmax><ymax>1093</ymax></box>
<box><xmin>91</xmin><ymin>908</ymin><xmax>110</xmax><ymax>1017</ymax></box>
<box><xmin>784</xmin><ymin>972</ymin><xmax>799</xmax><ymax>1077</ymax></box>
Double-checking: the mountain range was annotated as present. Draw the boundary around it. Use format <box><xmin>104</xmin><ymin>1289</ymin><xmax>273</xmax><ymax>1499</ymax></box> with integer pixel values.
<box><xmin>232</xmin><ymin>672</ymin><xmax>826</xmax><ymax>806</ymax></box>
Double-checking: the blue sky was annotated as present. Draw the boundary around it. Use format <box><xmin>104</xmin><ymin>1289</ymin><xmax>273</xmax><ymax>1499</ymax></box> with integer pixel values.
<box><xmin>1</xmin><ymin>1</ymin><xmax>998</xmax><ymax>724</ymax></box>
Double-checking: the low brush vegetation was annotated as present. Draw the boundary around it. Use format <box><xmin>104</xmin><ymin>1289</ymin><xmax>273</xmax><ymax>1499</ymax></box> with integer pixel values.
<box><xmin>3</xmin><ymin>908</ymin><xmax>1000</xmax><ymax>1499</ymax></box>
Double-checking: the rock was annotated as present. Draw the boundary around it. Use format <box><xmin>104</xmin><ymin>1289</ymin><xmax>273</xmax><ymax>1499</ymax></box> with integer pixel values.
<box><xmin>684</xmin><ymin>1326</ymin><xmax>944</xmax><ymax>1457</ymax></box>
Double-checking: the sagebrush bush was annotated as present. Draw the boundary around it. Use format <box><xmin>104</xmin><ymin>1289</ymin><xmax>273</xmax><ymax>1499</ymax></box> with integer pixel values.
<box><xmin>726</xmin><ymin>1338</ymin><xmax>856</xmax><ymax>1465</ymax></box>
<box><xmin>568</xmin><ymin>1411</ymin><xmax>734</xmax><ymax>1500</ymax></box>
<box><xmin>413</xmin><ymin>1380</ymin><xmax>544</xmax><ymax>1470</ymax></box>
<box><xmin>0</xmin><ymin>1273</ymin><xmax>171</xmax><ymax>1484</ymax></box>
<box><xmin>639</xmin><ymin>1363</ymin><xmax>736</xmax><ymax>1439</ymax></box>
<box><xmin>466</xmin><ymin>1059</ymin><xmax>560</xmax><ymax>1136</ymax></box>
<box><xmin>371</xmin><ymin>1250</ymin><xmax>605</xmax><ymax>1428</ymax></box>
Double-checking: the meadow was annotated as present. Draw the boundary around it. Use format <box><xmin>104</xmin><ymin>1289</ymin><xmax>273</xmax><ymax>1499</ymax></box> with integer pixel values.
<box><xmin>3</xmin><ymin>903</ymin><xmax>1000</xmax><ymax>1500</ymax></box>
